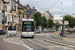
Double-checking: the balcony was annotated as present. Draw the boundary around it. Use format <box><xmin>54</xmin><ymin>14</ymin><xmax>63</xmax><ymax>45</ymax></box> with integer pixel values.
<box><xmin>2</xmin><ymin>0</ymin><xmax>9</xmax><ymax>4</ymax></box>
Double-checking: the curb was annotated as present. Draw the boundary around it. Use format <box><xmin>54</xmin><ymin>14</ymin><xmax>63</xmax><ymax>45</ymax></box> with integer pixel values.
<box><xmin>50</xmin><ymin>35</ymin><xmax>63</xmax><ymax>40</ymax></box>
<box><xmin>63</xmin><ymin>38</ymin><xmax>75</xmax><ymax>41</ymax></box>
<box><xmin>3</xmin><ymin>37</ymin><xmax>21</xmax><ymax>41</ymax></box>
<box><xmin>44</xmin><ymin>39</ymin><xmax>75</xmax><ymax>49</ymax></box>
<box><xmin>50</xmin><ymin>35</ymin><xmax>75</xmax><ymax>41</ymax></box>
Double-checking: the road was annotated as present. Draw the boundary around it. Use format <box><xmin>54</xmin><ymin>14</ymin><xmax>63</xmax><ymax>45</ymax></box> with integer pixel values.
<box><xmin>22</xmin><ymin>33</ymin><xmax>74</xmax><ymax>50</ymax></box>
<box><xmin>0</xmin><ymin>35</ymin><xmax>28</xmax><ymax>50</ymax></box>
<box><xmin>0</xmin><ymin>33</ymin><xmax>75</xmax><ymax>50</ymax></box>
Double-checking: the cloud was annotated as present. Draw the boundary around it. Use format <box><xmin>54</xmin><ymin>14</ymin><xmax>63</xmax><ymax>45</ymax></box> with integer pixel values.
<box><xmin>20</xmin><ymin>0</ymin><xmax>75</xmax><ymax>16</ymax></box>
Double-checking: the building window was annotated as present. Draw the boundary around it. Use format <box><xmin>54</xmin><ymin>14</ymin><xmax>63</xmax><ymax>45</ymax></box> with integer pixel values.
<box><xmin>14</xmin><ymin>6</ymin><xmax>16</xmax><ymax>11</ymax></box>
<box><xmin>5</xmin><ymin>17</ymin><xmax>7</xmax><ymax>23</ymax></box>
<box><xmin>23</xmin><ymin>13</ymin><xmax>24</xmax><ymax>18</ymax></box>
<box><xmin>5</xmin><ymin>5</ymin><xmax>7</xmax><ymax>12</ymax></box>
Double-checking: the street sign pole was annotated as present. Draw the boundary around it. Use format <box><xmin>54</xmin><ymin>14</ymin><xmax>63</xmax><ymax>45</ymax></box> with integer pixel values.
<box><xmin>6</xmin><ymin>24</ymin><xmax>8</xmax><ymax>38</ymax></box>
<box><xmin>63</xmin><ymin>24</ymin><xmax>65</xmax><ymax>37</ymax></box>
<box><xmin>16</xmin><ymin>24</ymin><xmax>17</xmax><ymax>38</ymax></box>
<box><xmin>16</xmin><ymin>22</ymin><xmax>18</xmax><ymax>38</ymax></box>
<box><xmin>54</xmin><ymin>24</ymin><xmax>56</xmax><ymax>35</ymax></box>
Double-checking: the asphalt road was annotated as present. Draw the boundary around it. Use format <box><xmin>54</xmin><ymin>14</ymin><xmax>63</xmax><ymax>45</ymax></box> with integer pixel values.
<box><xmin>22</xmin><ymin>33</ymin><xmax>74</xmax><ymax>50</ymax></box>
<box><xmin>0</xmin><ymin>35</ymin><xmax>28</xmax><ymax>50</ymax></box>
<box><xmin>22</xmin><ymin>39</ymin><xmax>48</xmax><ymax>50</ymax></box>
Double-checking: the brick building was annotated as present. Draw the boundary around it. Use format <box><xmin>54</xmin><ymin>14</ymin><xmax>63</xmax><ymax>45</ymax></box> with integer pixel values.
<box><xmin>0</xmin><ymin>0</ymin><xmax>9</xmax><ymax>29</ymax></box>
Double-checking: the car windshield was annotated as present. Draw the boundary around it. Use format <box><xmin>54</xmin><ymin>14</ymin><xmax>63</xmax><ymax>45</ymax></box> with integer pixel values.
<box><xmin>22</xmin><ymin>21</ymin><xmax>34</xmax><ymax>32</ymax></box>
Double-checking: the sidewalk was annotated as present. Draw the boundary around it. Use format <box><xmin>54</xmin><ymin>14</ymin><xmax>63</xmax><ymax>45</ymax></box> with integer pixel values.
<box><xmin>51</xmin><ymin>31</ymin><xmax>75</xmax><ymax>41</ymax></box>
<box><xmin>3</xmin><ymin>31</ymin><xmax>22</xmax><ymax>44</ymax></box>
<box><xmin>3</xmin><ymin>37</ymin><xmax>30</xmax><ymax>50</ymax></box>
<box><xmin>3</xmin><ymin>31</ymin><xmax>33</xmax><ymax>50</ymax></box>
<box><xmin>3</xmin><ymin>37</ymin><xmax>24</xmax><ymax>45</ymax></box>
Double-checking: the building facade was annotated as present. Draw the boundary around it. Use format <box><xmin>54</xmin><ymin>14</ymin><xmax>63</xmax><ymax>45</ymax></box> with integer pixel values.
<box><xmin>14</xmin><ymin>0</ymin><xmax>27</xmax><ymax>24</ymax></box>
<box><xmin>5</xmin><ymin>0</ymin><xmax>27</xmax><ymax>24</ymax></box>
<box><xmin>0</xmin><ymin>0</ymin><xmax>9</xmax><ymax>29</ymax></box>
<box><xmin>54</xmin><ymin>14</ymin><xmax>63</xmax><ymax>23</ymax></box>
<box><xmin>72</xmin><ymin>14</ymin><xmax>75</xmax><ymax>18</ymax></box>
<box><xmin>25</xmin><ymin>4</ymin><xmax>37</xmax><ymax>19</ymax></box>
<box><xmin>42</xmin><ymin>10</ymin><xmax>53</xmax><ymax>20</ymax></box>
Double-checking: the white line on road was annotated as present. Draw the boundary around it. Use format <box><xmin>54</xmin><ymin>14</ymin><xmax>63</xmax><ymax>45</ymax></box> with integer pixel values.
<box><xmin>3</xmin><ymin>38</ymin><xmax>33</xmax><ymax>50</ymax></box>
<box><xmin>20</xmin><ymin>40</ymin><xmax>33</xmax><ymax>50</ymax></box>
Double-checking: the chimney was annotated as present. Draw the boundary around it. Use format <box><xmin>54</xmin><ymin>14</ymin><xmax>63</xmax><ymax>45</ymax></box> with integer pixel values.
<box><xmin>25</xmin><ymin>4</ymin><xmax>29</xmax><ymax>7</ymax></box>
<box><xmin>17</xmin><ymin>0</ymin><xmax>20</xmax><ymax>3</ymax></box>
<box><xmin>47</xmin><ymin>10</ymin><xmax>49</xmax><ymax>13</ymax></box>
<box><xmin>33</xmin><ymin>7</ymin><xmax>35</xmax><ymax>9</ymax></box>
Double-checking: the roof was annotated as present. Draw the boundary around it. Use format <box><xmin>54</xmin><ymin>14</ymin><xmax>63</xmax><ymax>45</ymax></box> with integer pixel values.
<box><xmin>14</xmin><ymin>0</ymin><xmax>27</xmax><ymax>9</ymax></box>
<box><xmin>2</xmin><ymin>0</ymin><xmax>9</xmax><ymax>4</ymax></box>
<box><xmin>25</xmin><ymin>4</ymin><xmax>31</xmax><ymax>9</ymax></box>
<box><xmin>26</xmin><ymin>9</ymin><xmax>36</xmax><ymax>15</ymax></box>
<box><xmin>46</xmin><ymin>11</ymin><xmax>53</xmax><ymax>18</ymax></box>
<box><xmin>18</xmin><ymin>5</ymin><xmax>23</xmax><ymax>9</ymax></box>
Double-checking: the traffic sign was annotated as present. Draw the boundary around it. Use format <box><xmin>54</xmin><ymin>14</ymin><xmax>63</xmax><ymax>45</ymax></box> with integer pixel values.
<box><xmin>64</xmin><ymin>21</ymin><xmax>69</xmax><ymax>25</ymax></box>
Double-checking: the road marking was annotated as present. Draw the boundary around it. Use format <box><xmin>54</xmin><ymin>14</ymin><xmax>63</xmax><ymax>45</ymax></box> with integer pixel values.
<box><xmin>3</xmin><ymin>38</ymin><xmax>33</xmax><ymax>50</ymax></box>
<box><xmin>20</xmin><ymin>40</ymin><xmax>33</xmax><ymax>50</ymax></box>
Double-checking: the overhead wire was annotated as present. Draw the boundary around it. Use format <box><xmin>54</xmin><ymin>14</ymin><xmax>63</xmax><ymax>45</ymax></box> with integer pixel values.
<box><xmin>29</xmin><ymin>0</ymin><xmax>31</xmax><ymax>5</ymax></box>
<box><xmin>46</xmin><ymin>0</ymin><xmax>59</xmax><ymax>9</ymax></box>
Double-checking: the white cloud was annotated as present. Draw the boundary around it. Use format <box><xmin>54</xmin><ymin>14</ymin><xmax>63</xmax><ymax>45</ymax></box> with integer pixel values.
<box><xmin>20</xmin><ymin>0</ymin><xmax>75</xmax><ymax>16</ymax></box>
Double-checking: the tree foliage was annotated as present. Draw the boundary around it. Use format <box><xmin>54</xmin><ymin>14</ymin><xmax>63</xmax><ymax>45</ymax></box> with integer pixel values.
<box><xmin>64</xmin><ymin>15</ymin><xmax>75</xmax><ymax>28</ymax></box>
<box><xmin>32</xmin><ymin>16</ymin><xmax>37</xmax><ymax>26</ymax></box>
<box><xmin>48</xmin><ymin>19</ymin><xmax>53</xmax><ymax>28</ymax></box>
<box><xmin>33</xmin><ymin>12</ymin><xmax>42</xmax><ymax>26</ymax></box>
<box><xmin>41</xmin><ymin>16</ymin><xmax>47</xmax><ymax>28</ymax></box>
<box><xmin>33</xmin><ymin>12</ymin><xmax>54</xmax><ymax>28</ymax></box>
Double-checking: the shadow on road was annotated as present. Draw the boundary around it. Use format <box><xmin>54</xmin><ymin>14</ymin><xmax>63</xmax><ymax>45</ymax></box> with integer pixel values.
<box><xmin>21</xmin><ymin>37</ymin><xmax>34</xmax><ymax>39</ymax></box>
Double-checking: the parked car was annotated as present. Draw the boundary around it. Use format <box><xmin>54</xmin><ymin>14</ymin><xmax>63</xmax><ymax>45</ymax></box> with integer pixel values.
<box><xmin>43</xmin><ymin>30</ymin><xmax>46</xmax><ymax>33</ymax></box>
<box><xmin>67</xmin><ymin>29</ymin><xmax>75</xmax><ymax>33</ymax></box>
<box><xmin>67</xmin><ymin>29</ymin><xmax>74</xmax><ymax>33</ymax></box>
<box><xmin>49</xmin><ymin>30</ymin><xmax>55</xmax><ymax>32</ymax></box>
<box><xmin>35</xmin><ymin>30</ymin><xmax>40</xmax><ymax>33</ymax></box>
<box><xmin>43</xmin><ymin>30</ymin><xmax>49</xmax><ymax>33</ymax></box>
<box><xmin>0</xmin><ymin>30</ymin><xmax>6</xmax><ymax>35</ymax></box>
<box><xmin>35</xmin><ymin>30</ymin><xmax>37</xmax><ymax>33</ymax></box>
<box><xmin>37</xmin><ymin>30</ymin><xmax>40</xmax><ymax>33</ymax></box>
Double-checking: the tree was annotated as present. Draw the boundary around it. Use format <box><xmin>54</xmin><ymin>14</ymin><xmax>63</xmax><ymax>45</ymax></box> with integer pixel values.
<box><xmin>32</xmin><ymin>16</ymin><xmax>37</xmax><ymax>26</ymax></box>
<box><xmin>63</xmin><ymin>15</ymin><xmax>75</xmax><ymax>28</ymax></box>
<box><xmin>48</xmin><ymin>19</ymin><xmax>53</xmax><ymax>28</ymax></box>
<box><xmin>41</xmin><ymin>16</ymin><xmax>47</xmax><ymax>28</ymax></box>
<box><xmin>33</xmin><ymin>12</ymin><xmax>42</xmax><ymax>26</ymax></box>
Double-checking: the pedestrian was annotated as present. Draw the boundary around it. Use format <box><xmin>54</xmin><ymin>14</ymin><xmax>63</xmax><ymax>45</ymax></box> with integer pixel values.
<box><xmin>61</xmin><ymin>30</ymin><xmax>63</xmax><ymax>37</ymax></box>
<box><xmin>59</xmin><ymin>30</ymin><xmax>63</xmax><ymax>37</ymax></box>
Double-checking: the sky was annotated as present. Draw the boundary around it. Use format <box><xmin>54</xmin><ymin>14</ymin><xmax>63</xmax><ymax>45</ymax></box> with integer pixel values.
<box><xmin>20</xmin><ymin>0</ymin><xmax>75</xmax><ymax>16</ymax></box>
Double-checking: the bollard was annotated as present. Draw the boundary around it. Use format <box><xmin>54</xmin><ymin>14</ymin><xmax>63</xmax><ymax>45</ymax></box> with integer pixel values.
<box><xmin>54</xmin><ymin>31</ymin><xmax>56</xmax><ymax>35</ymax></box>
<box><xmin>20</xmin><ymin>31</ymin><xmax>21</xmax><ymax>35</ymax></box>
<box><xmin>65</xmin><ymin>30</ymin><xmax>67</xmax><ymax>37</ymax></box>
